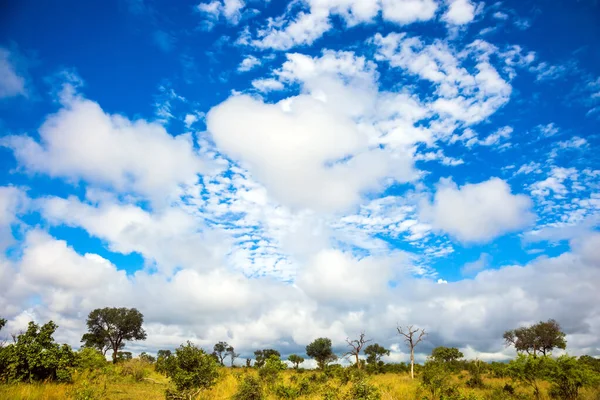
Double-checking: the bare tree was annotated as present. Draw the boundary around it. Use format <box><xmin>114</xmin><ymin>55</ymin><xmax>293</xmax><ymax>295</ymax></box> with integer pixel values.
<box><xmin>397</xmin><ymin>325</ymin><xmax>427</xmax><ymax>379</ymax></box>
<box><xmin>343</xmin><ymin>332</ymin><xmax>372</xmax><ymax>369</ymax></box>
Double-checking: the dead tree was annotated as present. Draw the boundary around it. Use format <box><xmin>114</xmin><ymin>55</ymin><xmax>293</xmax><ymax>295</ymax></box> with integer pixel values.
<box><xmin>397</xmin><ymin>325</ymin><xmax>427</xmax><ymax>379</ymax></box>
<box><xmin>343</xmin><ymin>332</ymin><xmax>372</xmax><ymax>369</ymax></box>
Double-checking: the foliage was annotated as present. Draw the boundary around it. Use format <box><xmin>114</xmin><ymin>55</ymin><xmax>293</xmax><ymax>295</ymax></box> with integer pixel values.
<box><xmin>258</xmin><ymin>354</ymin><xmax>287</xmax><ymax>385</ymax></box>
<box><xmin>120</xmin><ymin>358</ymin><xmax>150</xmax><ymax>382</ymax></box>
<box><xmin>139</xmin><ymin>352</ymin><xmax>155</xmax><ymax>363</ymax></box>
<box><xmin>465</xmin><ymin>359</ymin><xmax>486</xmax><ymax>389</ymax></box>
<box><xmin>156</xmin><ymin>349</ymin><xmax>174</xmax><ymax>375</ymax></box>
<box><xmin>547</xmin><ymin>354</ymin><xmax>598</xmax><ymax>400</ymax></box>
<box><xmin>346</xmin><ymin>378</ymin><xmax>381</xmax><ymax>400</ymax></box>
<box><xmin>163</xmin><ymin>341</ymin><xmax>219</xmax><ymax>397</ymax></box>
<box><xmin>213</xmin><ymin>341</ymin><xmax>229</xmax><ymax>366</ymax></box>
<box><xmin>254</xmin><ymin>348</ymin><xmax>281</xmax><ymax>368</ymax></box>
<box><xmin>233</xmin><ymin>374</ymin><xmax>264</xmax><ymax>400</ymax></box>
<box><xmin>507</xmin><ymin>353</ymin><xmax>551</xmax><ymax>399</ymax></box>
<box><xmin>364</xmin><ymin>343</ymin><xmax>389</xmax><ymax>374</ymax></box>
<box><xmin>579</xmin><ymin>355</ymin><xmax>600</xmax><ymax>373</ymax></box>
<box><xmin>0</xmin><ymin>317</ymin><xmax>5</xmax><ymax>334</ymax></box>
<box><xmin>420</xmin><ymin>360</ymin><xmax>455</xmax><ymax>400</ymax></box>
<box><xmin>306</xmin><ymin>337</ymin><xmax>337</xmax><ymax>370</ymax></box>
<box><xmin>0</xmin><ymin>320</ymin><xmax>76</xmax><ymax>383</ymax></box>
<box><xmin>431</xmin><ymin>346</ymin><xmax>464</xmax><ymax>363</ymax></box>
<box><xmin>288</xmin><ymin>354</ymin><xmax>304</xmax><ymax>369</ymax></box>
<box><xmin>81</xmin><ymin>307</ymin><xmax>146</xmax><ymax>364</ymax></box>
<box><xmin>116</xmin><ymin>351</ymin><xmax>132</xmax><ymax>362</ymax></box>
<box><xmin>503</xmin><ymin>319</ymin><xmax>566</xmax><ymax>357</ymax></box>
<box><xmin>75</xmin><ymin>348</ymin><xmax>107</xmax><ymax>371</ymax></box>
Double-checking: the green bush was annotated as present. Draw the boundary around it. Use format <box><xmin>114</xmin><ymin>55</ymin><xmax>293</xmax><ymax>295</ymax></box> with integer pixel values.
<box><xmin>258</xmin><ymin>354</ymin><xmax>287</xmax><ymax>385</ymax></box>
<box><xmin>547</xmin><ymin>355</ymin><xmax>598</xmax><ymax>400</ymax></box>
<box><xmin>233</xmin><ymin>374</ymin><xmax>264</xmax><ymax>400</ymax></box>
<box><xmin>420</xmin><ymin>360</ymin><xmax>456</xmax><ymax>400</ymax></box>
<box><xmin>163</xmin><ymin>341</ymin><xmax>220</xmax><ymax>399</ymax></box>
<box><xmin>76</xmin><ymin>348</ymin><xmax>107</xmax><ymax>371</ymax></box>
<box><xmin>120</xmin><ymin>358</ymin><xmax>150</xmax><ymax>381</ymax></box>
<box><xmin>346</xmin><ymin>379</ymin><xmax>381</xmax><ymax>400</ymax></box>
<box><xmin>0</xmin><ymin>320</ymin><xmax>76</xmax><ymax>383</ymax></box>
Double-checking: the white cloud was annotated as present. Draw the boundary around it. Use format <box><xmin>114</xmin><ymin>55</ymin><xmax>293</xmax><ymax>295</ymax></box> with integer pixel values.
<box><xmin>0</xmin><ymin>85</ymin><xmax>209</xmax><ymax>204</ymax></box>
<box><xmin>421</xmin><ymin>178</ymin><xmax>535</xmax><ymax>243</ymax></box>
<box><xmin>250</xmin><ymin>0</ymin><xmax>438</xmax><ymax>50</ymax></box>
<box><xmin>461</xmin><ymin>253</ymin><xmax>490</xmax><ymax>276</ymax></box>
<box><xmin>251</xmin><ymin>78</ymin><xmax>285</xmax><ymax>92</ymax></box>
<box><xmin>0</xmin><ymin>48</ymin><xmax>26</xmax><ymax>99</ymax></box>
<box><xmin>197</xmin><ymin>0</ymin><xmax>246</xmax><ymax>24</ymax></box>
<box><xmin>238</xmin><ymin>55</ymin><xmax>262</xmax><ymax>72</ymax></box>
<box><xmin>442</xmin><ymin>0</ymin><xmax>477</xmax><ymax>25</ymax></box>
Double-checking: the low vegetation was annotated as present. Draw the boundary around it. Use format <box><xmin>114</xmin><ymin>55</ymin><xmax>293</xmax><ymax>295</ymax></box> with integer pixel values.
<box><xmin>0</xmin><ymin>311</ymin><xmax>599</xmax><ymax>399</ymax></box>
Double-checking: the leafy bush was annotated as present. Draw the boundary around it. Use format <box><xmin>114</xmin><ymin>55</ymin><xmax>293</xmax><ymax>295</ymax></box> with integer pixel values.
<box><xmin>420</xmin><ymin>360</ymin><xmax>456</xmax><ymax>400</ymax></box>
<box><xmin>547</xmin><ymin>355</ymin><xmax>598</xmax><ymax>400</ymax></box>
<box><xmin>258</xmin><ymin>354</ymin><xmax>287</xmax><ymax>385</ymax></box>
<box><xmin>346</xmin><ymin>379</ymin><xmax>381</xmax><ymax>400</ymax></box>
<box><xmin>507</xmin><ymin>354</ymin><xmax>551</xmax><ymax>400</ymax></box>
<box><xmin>0</xmin><ymin>320</ymin><xmax>76</xmax><ymax>383</ymax></box>
<box><xmin>233</xmin><ymin>374</ymin><xmax>264</xmax><ymax>400</ymax></box>
<box><xmin>76</xmin><ymin>348</ymin><xmax>107</xmax><ymax>371</ymax></box>
<box><xmin>466</xmin><ymin>360</ymin><xmax>486</xmax><ymax>389</ymax></box>
<box><xmin>120</xmin><ymin>358</ymin><xmax>150</xmax><ymax>381</ymax></box>
<box><xmin>163</xmin><ymin>341</ymin><xmax>220</xmax><ymax>399</ymax></box>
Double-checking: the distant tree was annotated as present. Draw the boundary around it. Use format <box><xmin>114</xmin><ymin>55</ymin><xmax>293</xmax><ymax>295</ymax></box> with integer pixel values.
<box><xmin>226</xmin><ymin>345</ymin><xmax>239</xmax><ymax>367</ymax></box>
<box><xmin>364</xmin><ymin>343</ymin><xmax>390</xmax><ymax>371</ymax></box>
<box><xmin>288</xmin><ymin>354</ymin><xmax>305</xmax><ymax>369</ymax></box>
<box><xmin>254</xmin><ymin>349</ymin><xmax>281</xmax><ymax>368</ymax></box>
<box><xmin>306</xmin><ymin>337</ymin><xmax>337</xmax><ymax>370</ymax></box>
<box><xmin>81</xmin><ymin>307</ymin><xmax>146</xmax><ymax>364</ymax></box>
<box><xmin>431</xmin><ymin>346</ymin><xmax>464</xmax><ymax>363</ymax></box>
<box><xmin>503</xmin><ymin>319</ymin><xmax>566</xmax><ymax>357</ymax></box>
<box><xmin>213</xmin><ymin>341</ymin><xmax>230</xmax><ymax>366</ymax></box>
<box><xmin>0</xmin><ymin>317</ymin><xmax>5</xmax><ymax>332</ymax></box>
<box><xmin>245</xmin><ymin>358</ymin><xmax>252</xmax><ymax>368</ymax></box>
<box><xmin>579</xmin><ymin>355</ymin><xmax>600</xmax><ymax>373</ymax></box>
<box><xmin>139</xmin><ymin>352</ymin><xmax>156</xmax><ymax>363</ymax></box>
<box><xmin>155</xmin><ymin>349</ymin><xmax>173</xmax><ymax>375</ymax></box>
<box><xmin>116</xmin><ymin>351</ymin><xmax>132</xmax><ymax>362</ymax></box>
<box><xmin>397</xmin><ymin>325</ymin><xmax>427</xmax><ymax>379</ymax></box>
<box><xmin>343</xmin><ymin>332</ymin><xmax>372</xmax><ymax>369</ymax></box>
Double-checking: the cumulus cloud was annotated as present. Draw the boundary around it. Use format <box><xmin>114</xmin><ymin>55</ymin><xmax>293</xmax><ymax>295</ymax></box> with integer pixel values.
<box><xmin>421</xmin><ymin>178</ymin><xmax>535</xmax><ymax>243</ymax></box>
<box><xmin>197</xmin><ymin>0</ymin><xmax>246</xmax><ymax>24</ymax></box>
<box><xmin>0</xmin><ymin>85</ymin><xmax>209</xmax><ymax>204</ymax></box>
<box><xmin>442</xmin><ymin>0</ymin><xmax>477</xmax><ymax>25</ymax></box>
<box><xmin>0</xmin><ymin>48</ymin><xmax>27</xmax><ymax>99</ymax></box>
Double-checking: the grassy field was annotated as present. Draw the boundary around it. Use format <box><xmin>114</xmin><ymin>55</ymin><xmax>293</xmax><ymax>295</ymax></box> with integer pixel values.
<box><xmin>1</xmin><ymin>366</ymin><xmax>599</xmax><ymax>400</ymax></box>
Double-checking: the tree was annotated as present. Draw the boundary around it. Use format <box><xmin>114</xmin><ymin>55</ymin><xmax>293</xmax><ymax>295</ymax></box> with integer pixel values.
<box><xmin>0</xmin><ymin>320</ymin><xmax>75</xmax><ymax>383</ymax></box>
<box><xmin>156</xmin><ymin>350</ymin><xmax>174</xmax><ymax>375</ymax></box>
<box><xmin>431</xmin><ymin>346</ymin><xmax>464</xmax><ymax>363</ymax></box>
<box><xmin>508</xmin><ymin>353</ymin><xmax>551</xmax><ymax>400</ymax></box>
<box><xmin>226</xmin><ymin>345</ymin><xmax>239</xmax><ymax>367</ymax></box>
<box><xmin>547</xmin><ymin>355</ymin><xmax>598</xmax><ymax>400</ymax></box>
<box><xmin>245</xmin><ymin>358</ymin><xmax>252</xmax><ymax>368</ymax></box>
<box><xmin>288</xmin><ymin>354</ymin><xmax>304</xmax><ymax>369</ymax></box>
<box><xmin>343</xmin><ymin>332</ymin><xmax>372</xmax><ymax>369</ymax></box>
<box><xmin>306</xmin><ymin>337</ymin><xmax>337</xmax><ymax>370</ymax></box>
<box><xmin>81</xmin><ymin>307</ymin><xmax>147</xmax><ymax>364</ymax></box>
<box><xmin>139</xmin><ymin>352</ymin><xmax>156</xmax><ymax>363</ymax></box>
<box><xmin>0</xmin><ymin>318</ymin><xmax>5</xmax><ymax>332</ymax></box>
<box><xmin>254</xmin><ymin>349</ymin><xmax>280</xmax><ymax>368</ymax></box>
<box><xmin>213</xmin><ymin>341</ymin><xmax>229</xmax><ymax>366</ymax></box>
<box><xmin>503</xmin><ymin>319</ymin><xmax>566</xmax><ymax>357</ymax></box>
<box><xmin>164</xmin><ymin>341</ymin><xmax>220</xmax><ymax>399</ymax></box>
<box><xmin>397</xmin><ymin>325</ymin><xmax>427</xmax><ymax>379</ymax></box>
<box><xmin>364</xmin><ymin>343</ymin><xmax>390</xmax><ymax>373</ymax></box>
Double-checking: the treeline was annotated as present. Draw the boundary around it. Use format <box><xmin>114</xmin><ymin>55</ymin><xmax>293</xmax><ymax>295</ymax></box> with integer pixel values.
<box><xmin>1</xmin><ymin>310</ymin><xmax>600</xmax><ymax>400</ymax></box>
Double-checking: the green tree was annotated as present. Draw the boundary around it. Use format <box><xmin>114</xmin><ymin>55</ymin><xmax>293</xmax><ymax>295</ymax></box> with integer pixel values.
<box><xmin>430</xmin><ymin>346</ymin><xmax>463</xmax><ymax>363</ymax></box>
<box><xmin>156</xmin><ymin>349</ymin><xmax>174</xmax><ymax>375</ymax></box>
<box><xmin>254</xmin><ymin>349</ymin><xmax>280</xmax><ymax>368</ymax></box>
<box><xmin>0</xmin><ymin>317</ymin><xmax>5</xmax><ymax>333</ymax></box>
<box><xmin>420</xmin><ymin>360</ymin><xmax>454</xmax><ymax>400</ymax></box>
<box><xmin>139</xmin><ymin>352</ymin><xmax>156</xmax><ymax>363</ymax></box>
<box><xmin>503</xmin><ymin>319</ymin><xmax>566</xmax><ymax>357</ymax></box>
<box><xmin>507</xmin><ymin>353</ymin><xmax>551</xmax><ymax>400</ymax></box>
<box><xmin>1</xmin><ymin>320</ymin><xmax>75</xmax><ymax>383</ymax></box>
<box><xmin>258</xmin><ymin>354</ymin><xmax>286</xmax><ymax>385</ymax></box>
<box><xmin>547</xmin><ymin>355</ymin><xmax>598</xmax><ymax>400</ymax></box>
<box><xmin>75</xmin><ymin>347</ymin><xmax>107</xmax><ymax>371</ymax></box>
<box><xmin>226</xmin><ymin>345</ymin><xmax>239</xmax><ymax>367</ymax></box>
<box><xmin>579</xmin><ymin>355</ymin><xmax>600</xmax><ymax>373</ymax></box>
<box><xmin>306</xmin><ymin>337</ymin><xmax>337</xmax><ymax>370</ymax></box>
<box><xmin>287</xmin><ymin>354</ymin><xmax>304</xmax><ymax>369</ymax></box>
<box><xmin>364</xmin><ymin>344</ymin><xmax>390</xmax><ymax>367</ymax></box>
<box><xmin>213</xmin><ymin>341</ymin><xmax>229</xmax><ymax>366</ymax></box>
<box><xmin>81</xmin><ymin>307</ymin><xmax>147</xmax><ymax>364</ymax></box>
<box><xmin>164</xmin><ymin>341</ymin><xmax>220</xmax><ymax>399</ymax></box>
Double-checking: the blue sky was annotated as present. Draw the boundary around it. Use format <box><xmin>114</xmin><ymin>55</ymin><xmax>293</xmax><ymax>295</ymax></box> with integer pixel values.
<box><xmin>0</xmin><ymin>0</ymin><xmax>599</xmax><ymax>361</ymax></box>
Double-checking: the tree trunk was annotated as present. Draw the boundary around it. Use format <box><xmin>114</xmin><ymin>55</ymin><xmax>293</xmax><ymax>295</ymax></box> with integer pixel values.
<box><xmin>355</xmin><ymin>354</ymin><xmax>361</xmax><ymax>369</ymax></box>
<box><xmin>410</xmin><ymin>347</ymin><xmax>415</xmax><ymax>379</ymax></box>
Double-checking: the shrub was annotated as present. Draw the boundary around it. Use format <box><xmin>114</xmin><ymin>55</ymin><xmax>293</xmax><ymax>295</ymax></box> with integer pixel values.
<box><xmin>273</xmin><ymin>383</ymin><xmax>300</xmax><ymax>399</ymax></box>
<box><xmin>0</xmin><ymin>320</ymin><xmax>76</xmax><ymax>383</ymax></box>
<box><xmin>547</xmin><ymin>355</ymin><xmax>598</xmax><ymax>400</ymax></box>
<box><xmin>76</xmin><ymin>348</ymin><xmax>107</xmax><ymax>371</ymax></box>
<box><xmin>258</xmin><ymin>354</ymin><xmax>287</xmax><ymax>385</ymax></box>
<box><xmin>163</xmin><ymin>341</ymin><xmax>219</xmax><ymax>399</ymax></box>
<box><xmin>420</xmin><ymin>360</ymin><xmax>455</xmax><ymax>400</ymax></box>
<box><xmin>507</xmin><ymin>354</ymin><xmax>551</xmax><ymax>400</ymax></box>
<box><xmin>346</xmin><ymin>379</ymin><xmax>381</xmax><ymax>400</ymax></box>
<box><xmin>466</xmin><ymin>360</ymin><xmax>485</xmax><ymax>389</ymax></box>
<box><xmin>120</xmin><ymin>358</ymin><xmax>150</xmax><ymax>381</ymax></box>
<box><xmin>233</xmin><ymin>374</ymin><xmax>264</xmax><ymax>400</ymax></box>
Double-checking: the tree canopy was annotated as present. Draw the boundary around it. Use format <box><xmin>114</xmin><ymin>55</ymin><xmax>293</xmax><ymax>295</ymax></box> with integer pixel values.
<box><xmin>364</xmin><ymin>343</ymin><xmax>390</xmax><ymax>365</ymax></box>
<box><xmin>306</xmin><ymin>337</ymin><xmax>337</xmax><ymax>370</ymax></box>
<box><xmin>288</xmin><ymin>354</ymin><xmax>304</xmax><ymax>369</ymax></box>
<box><xmin>503</xmin><ymin>319</ymin><xmax>567</xmax><ymax>357</ymax></box>
<box><xmin>431</xmin><ymin>346</ymin><xmax>464</xmax><ymax>363</ymax></box>
<box><xmin>254</xmin><ymin>349</ymin><xmax>280</xmax><ymax>368</ymax></box>
<box><xmin>81</xmin><ymin>307</ymin><xmax>147</xmax><ymax>363</ymax></box>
